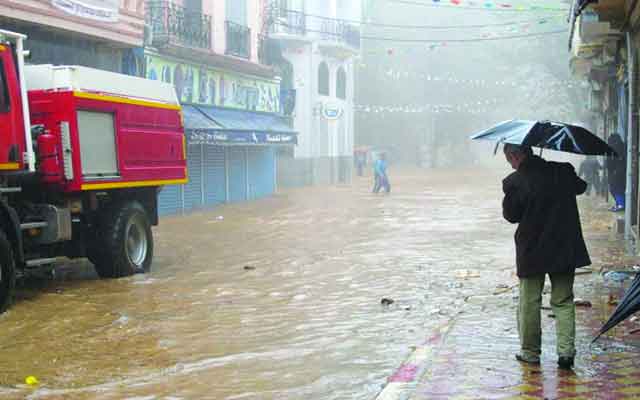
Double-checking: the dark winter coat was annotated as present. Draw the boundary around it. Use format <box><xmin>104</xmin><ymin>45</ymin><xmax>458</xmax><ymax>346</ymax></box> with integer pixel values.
<box><xmin>606</xmin><ymin>134</ymin><xmax>626</xmax><ymax>194</ymax></box>
<box><xmin>502</xmin><ymin>155</ymin><xmax>591</xmax><ymax>278</ymax></box>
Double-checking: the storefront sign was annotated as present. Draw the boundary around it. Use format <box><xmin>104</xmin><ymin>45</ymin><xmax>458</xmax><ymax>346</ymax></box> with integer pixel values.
<box><xmin>322</xmin><ymin>103</ymin><xmax>343</xmax><ymax>120</ymax></box>
<box><xmin>52</xmin><ymin>0</ymin><xmax>119</xmax><ymax>22</ymax></box>
<box><xmin>188</xmin><ymin>130</ymin><xmax>297</xmax><ymax>146</ymax></box>
<box><xmin>145</xmin><ymin>53</ymin><xmax>281</xmax><ymax>113</ymax></box>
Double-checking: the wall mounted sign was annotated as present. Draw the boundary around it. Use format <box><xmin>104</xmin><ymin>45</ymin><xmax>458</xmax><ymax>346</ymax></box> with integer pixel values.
<box><xmin>322</xmin><ymin>103</ymin><xmax>344</xmax><ymax>120</ymax></box>
<box><xmin>145</xmin><ymin>53</ymin><xmax>281</xmax><ymax>113</ymax></box>
<box><xmin>52</xmin><ymin>0</ymin><xmax>119</xmax><ymax>22</ymax></box>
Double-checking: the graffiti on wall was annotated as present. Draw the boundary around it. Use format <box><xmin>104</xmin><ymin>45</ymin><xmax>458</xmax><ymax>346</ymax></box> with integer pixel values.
<box><xmin>145</xmin><ymin>54</ymin><xmax>281</xmax><ymax>113</ymax></box>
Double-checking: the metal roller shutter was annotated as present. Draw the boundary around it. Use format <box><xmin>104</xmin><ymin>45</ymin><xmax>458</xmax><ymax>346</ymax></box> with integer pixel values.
<box><xmin>184</xmin><ymin>144</ymin><xmax>204</xmax><ymax>212</ymax></box>
<box><xmin>158</xmin><ymin>184</ymin><xmax>181</xmax><ymax>216</ymax></box>
<box><xmin>228</xmin><ymin>147</ymin><xmax>247</xmax><ymax>202</ymax></box>
<box><xmin>248</xmin><ymin>147</ymin><xmax>275</xmax><ymax>200</ymax></box>
<box><xmin>204</xmin><ymin>145</ymin><xmax>226</xmax><ymax>206</ymax></box>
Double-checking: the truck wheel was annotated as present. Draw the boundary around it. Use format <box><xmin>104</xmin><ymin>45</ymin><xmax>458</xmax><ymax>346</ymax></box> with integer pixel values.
<box><xmin>94</xmin><ymin>202</ymin><xmax>153</xmax><ymax>278</ymax></box>
<box><xmin>0</xmin><ymin>230</ymin><xmax>16</xmax><ymax>313</ymax></box>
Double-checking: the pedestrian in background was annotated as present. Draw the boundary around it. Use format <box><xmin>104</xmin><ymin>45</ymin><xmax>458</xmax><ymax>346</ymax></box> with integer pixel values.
<box><xmin>355</xmin><ymin>150</ymin><xmax>366</xmax><ymax>177</ymax></box>
<box><xmin>372</xmin><ymin>152</ymin><xmax>390</xmax><ymax>193</ymax></box>
<box><xmin>578</xmin><ymin>156</ymin><xmax>601</xmax><ymax>196</ymax></box>
<box><xmin>606</xmin><ymin>133</ymin><xmax>626</xmax><ymax>212</ymax></box>
<box><xmin>501</xmin><ymin>143</ymin><xmax>591</xmax><ymax>370</ymax></box>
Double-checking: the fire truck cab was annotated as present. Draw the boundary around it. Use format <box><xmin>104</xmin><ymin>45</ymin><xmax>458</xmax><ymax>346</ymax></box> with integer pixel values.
<box><xmin>0</xmin><ymin>29</ymin><xmax>187</xmax><ymax>313</ymax></box>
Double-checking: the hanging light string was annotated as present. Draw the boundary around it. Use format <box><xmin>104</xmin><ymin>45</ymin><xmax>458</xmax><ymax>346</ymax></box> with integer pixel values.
<box><xmin>284</xmin><ymin>25</ymin><xmax>568</xmax><ymax>43</ymax></box>
<box><xmin>389</xmin><ymin>0</ymin><xmax>568</xmax><ymax>12</ymax></box>
<box><xmin>295</xmin><ymin>12</ymin><xmax>565</xmax><ymax>30</ymax></box>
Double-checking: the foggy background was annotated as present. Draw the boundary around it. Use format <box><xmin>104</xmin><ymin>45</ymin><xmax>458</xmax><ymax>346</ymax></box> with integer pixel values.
<box><xmin>355</xmin><ymin>0</ymin><xmax>588</xmax><ymax>168</ymax></box>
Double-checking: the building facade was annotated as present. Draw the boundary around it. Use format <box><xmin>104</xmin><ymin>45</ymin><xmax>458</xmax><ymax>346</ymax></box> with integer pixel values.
<box><xmin>0</xmin><ymin>0</ymin><xmax>296</xmax><ymax>216</ymax></box>
<box><xmin>569</xmin><ymin>0</ymin><xmax>640</xmax><ymax>247</ymax></box>
<box><xmin>267</xmin><ymin>0</ymin><xmax>361</xmax><ymax>187</ymax></box>
<box><xmin>145</xmin><ymin>0</ymin><xmax>297</xmax><ymax>215</ymax></box>
<box><xmin>0</xmin><ymin>0</ymin><xmax>144</xmax><ymax>73</ymax></box>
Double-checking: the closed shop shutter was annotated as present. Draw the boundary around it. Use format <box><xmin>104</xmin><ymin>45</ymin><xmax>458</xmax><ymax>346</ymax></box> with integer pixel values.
<box><xmin>204</xmin><ymin>145</ymin><xmax>226</xmax><ymax>206</ymax></box>
<box><xmin>228</xmin><ymin>147</ymin><xmax>247</xmax><ymax>202</ymax></box>
<box><xmin>184</xmin><ymin>144</ymin><xmax>203</xmax><ymax>212</ymax></box>
<box><xmin>158</xmin><ymin>184</ymin><xmax>182</xmax><ymax>216</ymax></box>
<box><xmin>248</xmin><ymin>147</ymin><xmax>275</xmax><ymax>199</ymax></box>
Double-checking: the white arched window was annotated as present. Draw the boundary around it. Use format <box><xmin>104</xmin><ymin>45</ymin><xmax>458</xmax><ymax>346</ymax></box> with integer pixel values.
<box><xmin>318</xmin><ymin>62</ymin><xmax>330</xmax><ymax>96</ymax></box>
<box><xmin>336</xmin><ymin>67</ymin><xmax>347</xmax><ymax>100</ymax></box>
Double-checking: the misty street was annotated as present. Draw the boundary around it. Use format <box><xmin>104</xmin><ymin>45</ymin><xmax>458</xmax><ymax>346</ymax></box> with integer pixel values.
<box><xmin>0</xmin><ymin>168</ymin><xmax>520</xmax><ymax>398</ymax></box>
<box><xmin>3</xmin><ymin>0</ymin><xmax>640</xmax><ymax>398</ymax></box>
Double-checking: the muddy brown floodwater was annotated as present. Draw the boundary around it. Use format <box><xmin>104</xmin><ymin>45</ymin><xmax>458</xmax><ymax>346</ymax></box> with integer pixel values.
<box><xmin>0</xmin><ymin>167</ymin><xmax>619</xmax><ymax>399</ymax></box>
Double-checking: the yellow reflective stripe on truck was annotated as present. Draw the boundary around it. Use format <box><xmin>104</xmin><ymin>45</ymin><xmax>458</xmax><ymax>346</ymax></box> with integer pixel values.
<box><xmin>74</xmin><ymin>91</ymin><xmax>182</xmax><ymax>111</ymax></box>
<box><xmin>0</xmin><ymin>162</ymin><xmax>20</xmax><ymax>170</ymax></box>
<box><xmin>81</xmin><ymin>178</ymin><xmax>188</xmax><ymax>191</ymax></box>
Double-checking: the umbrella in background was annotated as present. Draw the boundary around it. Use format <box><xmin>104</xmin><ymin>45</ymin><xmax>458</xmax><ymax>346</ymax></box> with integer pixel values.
<box><xmin>471</xmin><ymin>120</ymin><xmax>618</xmax><ymax>156</ymax></box>
<box><xmin>593</xmin><ymin>273</ymin><xmax>640</xmax><ymax>342</ymax></box>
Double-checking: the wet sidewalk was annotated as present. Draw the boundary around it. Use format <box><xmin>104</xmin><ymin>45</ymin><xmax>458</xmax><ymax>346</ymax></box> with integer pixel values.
<box><xmin>379</xmin><ymin>197</ymin><xmax>640</xmax><ymax>400</ymax></box>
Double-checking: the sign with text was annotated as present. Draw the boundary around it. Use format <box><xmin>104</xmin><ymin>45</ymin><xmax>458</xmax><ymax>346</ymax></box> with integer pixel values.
<box><xmin>52</xmin><ymin>0</ymin><xmax>119</xmax><ymax>22</ymax></box>
<box><xmin>145</xmin><ymin>53</ymin><xmax>281</xmax><ymax>114</ymax></box>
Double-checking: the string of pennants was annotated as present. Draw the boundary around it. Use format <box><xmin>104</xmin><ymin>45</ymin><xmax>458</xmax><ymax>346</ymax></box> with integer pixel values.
<box><xmin>390</xmin><ymin>0</ymin><xmax>567</xmax><ymax>12</ymax></box>
<box><xmin>357</xmin><ymin>68</ymin><xmax>582</xmax><ymax>89</ymax></box>
<box><xmin>359</xmin><ymin>20</ymin><xmax>565</xmax><ymax>52</ymax></box>
<box><xmin>354</xmin><ymin>99</ymin><xmax>500</xmax><ymax>115</ymax></box>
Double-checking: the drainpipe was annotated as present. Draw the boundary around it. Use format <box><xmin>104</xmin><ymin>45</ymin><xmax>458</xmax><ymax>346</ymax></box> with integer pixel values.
<box><xmin>625</xmin><ymin>31</ymin><xmax>637</xmax><ymax>242</ymax></box>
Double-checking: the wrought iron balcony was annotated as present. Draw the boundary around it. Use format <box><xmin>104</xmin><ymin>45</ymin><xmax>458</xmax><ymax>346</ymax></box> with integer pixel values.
<box><xmin>146</xmin><ymin>1</ymin><xmax>212</xmax><ymax>50</ymax></box>
<box><xmin>270</xmin><ymin>9</ymin><xmax>306</xmax><ymax>36</ymax></box>
<box><xmin>225</xmin><ymin>21</ymin><xmax>251</xmax><ymax>59</ymax></box>
<box><xmin>319</xmin><ymin>18</ymin><xmax>361</xmax><ymax>50</ymax></box>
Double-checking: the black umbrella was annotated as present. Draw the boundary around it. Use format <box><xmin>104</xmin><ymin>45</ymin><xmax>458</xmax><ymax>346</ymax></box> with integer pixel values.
<box><xmin>593</xmin><ymin>273</ymin><xmax>640</xmax><ymax>342</ymax></box>
<box><xmin>471</xmin><ymin>120</ymin><xmax>618</xmax><ymax>156</ymax></box>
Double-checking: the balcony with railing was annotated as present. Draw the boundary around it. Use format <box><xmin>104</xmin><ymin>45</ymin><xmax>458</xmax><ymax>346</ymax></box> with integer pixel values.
<box><xmin>317</xmin><ymin>17</ymin><xmax>361</xmax><ymax>50</ymax></box>
<box><xmin>146</xmin><ymin>1</ymin><xmax>212</xmax><ymax>50</ymax></box>
<box><xmin>225</xmin><ymin>21</ymin><xmax>252</xmax><ymax>59</ymax></box>
<box><xmin>270</xmin><ymin>9</ymin><xmax>307</xmax><ymax>37</ymax></box>
<box><xmin>268</xmin><ymin>8</ymin><xmax>360</xmax><ymax>55</ymax></box>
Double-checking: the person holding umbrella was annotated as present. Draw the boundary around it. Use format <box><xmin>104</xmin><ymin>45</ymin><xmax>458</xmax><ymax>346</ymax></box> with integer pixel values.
<box><xmin>501</xmin><ymin>143</ymin><xmax>591</xmax><ymax>370</ymax></box>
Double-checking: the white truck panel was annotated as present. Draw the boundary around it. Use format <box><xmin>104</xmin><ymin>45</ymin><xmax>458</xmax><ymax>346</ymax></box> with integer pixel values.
<box><xmin>24</xmin><ymin>64</ymin><xmax>179</xmax><ymax>105</ymax></box>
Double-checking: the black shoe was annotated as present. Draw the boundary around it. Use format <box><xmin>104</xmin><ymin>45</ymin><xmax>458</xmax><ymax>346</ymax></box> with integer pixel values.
<box><xmin>515</xmin><ymin>354</ymin><xmax>540</xmax><ymax>365</ymax></box>
<box><xmin>558</xmin><ymin>356</ymin><xmax>574</xmax><ymax>370</ymax></box>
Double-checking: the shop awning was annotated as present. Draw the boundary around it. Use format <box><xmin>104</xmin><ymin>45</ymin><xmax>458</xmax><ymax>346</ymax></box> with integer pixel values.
<box><xmin>182</xmin><ymin>105</ymin><xmax>223</xmax><ymax>131</ymax></box>
<box><xmin>182</xmin><ymin>104</ymin><xmax>298</xmax><ymax>146</ymax></box>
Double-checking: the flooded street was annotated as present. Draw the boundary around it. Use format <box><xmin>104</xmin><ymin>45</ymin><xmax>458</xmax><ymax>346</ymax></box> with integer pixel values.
<box><xmin>0</xmin><ymin>167</ymin><xmax>625</xmax><ymax>399</ymax></box>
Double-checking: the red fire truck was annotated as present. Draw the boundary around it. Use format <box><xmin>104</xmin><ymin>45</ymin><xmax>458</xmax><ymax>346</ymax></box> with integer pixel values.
<box><xmin>0</xmin><ymin>30</ymin><xmax>187</xmax><ymax>313</ymax></box>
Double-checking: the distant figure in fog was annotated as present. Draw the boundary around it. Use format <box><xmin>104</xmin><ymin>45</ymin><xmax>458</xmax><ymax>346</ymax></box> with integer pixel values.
<box><xmin>606</xmin><ymin>134</ymin><xmax>626</xmax><ymax>212</ymax></box>
<box><xmin>355</xmin><ymin>150</ymin><xmax>366</xmax><ymax>177</ymax></box>
<box><xmin>372</xmin><ymin>153</ymin><xmax>390</xmax><ymax>193</ymax></box>
<box><xmin>578</xmin><ymin>157</ymin><xmax>601</xmax><ymax>196</ymax></box>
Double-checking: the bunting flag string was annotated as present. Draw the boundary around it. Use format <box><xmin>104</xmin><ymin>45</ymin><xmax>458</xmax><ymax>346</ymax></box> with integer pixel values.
<box><xmin>354</xmin><ymin>100</ymin><xmax>501</xmax><ymax>114</ymax></box>
<box><xmin>389</xmin><ymin>0</ymin><xmax>568</xmax><ymax>12</ymax></box>
<box><xmin>355</xmin><ymin>68</ymin><xmax>582</xmax><ymax>90</ymax></box>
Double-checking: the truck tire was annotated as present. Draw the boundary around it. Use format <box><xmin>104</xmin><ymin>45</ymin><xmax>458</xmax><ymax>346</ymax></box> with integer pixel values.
<box><xmin>93</xmin><ymin>201</ymin><xmax>153</xmax><ymax>278</ymax></box>
<box><xmin>0</xmin><ymin>230</ymin><xmax>16</xmax><ymax>313</ymax></box>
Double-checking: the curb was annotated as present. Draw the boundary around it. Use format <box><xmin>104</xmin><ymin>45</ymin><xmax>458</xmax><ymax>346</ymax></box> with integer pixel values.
<box><xmin>375</xmin><ymin>322</ymin><xmax>453</xmax><ymax>400</ymax></box>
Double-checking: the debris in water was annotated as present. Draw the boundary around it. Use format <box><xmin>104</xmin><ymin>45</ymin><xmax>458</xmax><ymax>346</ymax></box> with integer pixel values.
<box><xmin>381</xmin><ymin>298</ymin><xmax>394</xmax><ymax>306</ymax></box>
<box><xmin>217</xmin><ymin>216</ymin><xmax>224</xmax><ymax>220</ymax></box>
<box><xmin>454</xmin><ymin>269</ymin><xmax>480</xmax><ymax>279</ymax></box>
<box><xmin>244</xmin><ymin>265</ymin><xmax>256</xmax><ymax>271</ymax></box>
<box><xmin>603</xmin><ymin>271</ymin><xmax>633</xmax><ymax>284</ymax></box>
<box><xmin>25</xmin><ymin>376</ymin><xmax>38</xmax><ymax>386</ymax></box>
<box><xmin>574</xmin><ymin>299</ymin><xmax>592</xmax><ymax>307</ymax></box>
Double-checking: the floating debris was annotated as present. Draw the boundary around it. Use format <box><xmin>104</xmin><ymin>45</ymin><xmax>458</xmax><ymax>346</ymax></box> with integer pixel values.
<box><xmin>25</xmin><ymin>376</ymin><xmax>38</xmax><ymax>386</ymax></box>
<box><xmin>381</xmin><ymin>298</ymin><xmax>394</xmax><ymax>306</ymax></box>
<box><xmin>574</xmin><ymin>299</ymin><xmax>592</xmax><ymax>307</ymax></box>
